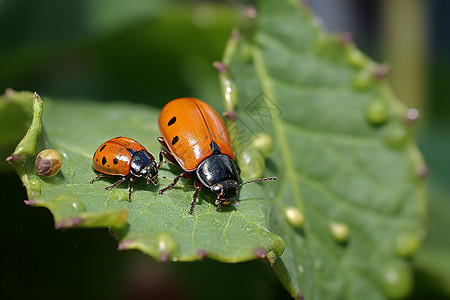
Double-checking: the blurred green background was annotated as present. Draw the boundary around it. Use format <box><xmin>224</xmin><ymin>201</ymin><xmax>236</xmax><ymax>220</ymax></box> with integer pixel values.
<box><xmin>1</xmin><ymin>0</ymin><xmax>449</xmax><ymax>299</ymax></box>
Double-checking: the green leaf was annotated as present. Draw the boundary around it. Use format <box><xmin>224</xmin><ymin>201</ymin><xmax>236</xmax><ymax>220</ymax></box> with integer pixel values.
<box><xmin>0</xmin><ymin>89</ymin><xmax>34</xmax><ymax>172</ymax></box>
<box><xmin>217</xmin><ymin>0</ymin><xmax>426</xmax><ymax>299</ymax></box>
<box><xmin>6</xmin><ymin>91</ymin><xmax>284</xmax><ymax>263</ymax></box>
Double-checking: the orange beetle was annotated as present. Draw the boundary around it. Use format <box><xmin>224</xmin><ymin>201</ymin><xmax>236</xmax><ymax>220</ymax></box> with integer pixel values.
<box><xmin>90</xmin><ymin>137</ymin><xmax>161</xmax><ymax>200</ymax></box>
<box><xmin>158</xmin><ymin>97</ymin><xmax>276</xmax><ymax>214</ymax></box>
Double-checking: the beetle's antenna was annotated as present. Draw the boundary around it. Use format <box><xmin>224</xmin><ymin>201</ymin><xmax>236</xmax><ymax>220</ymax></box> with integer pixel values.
<box><xmin>239</xmin><ymin>177</ymin><xmax>277</xmax><ymax>187</ymax></box>
<box><xmin>147</xmin><ymin>175</ymin><xmax>166</xmax><ymax>186</ymax></box>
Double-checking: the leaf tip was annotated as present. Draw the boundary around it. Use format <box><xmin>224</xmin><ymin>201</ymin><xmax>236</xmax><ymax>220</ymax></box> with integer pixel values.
<box><xmin>254</xmin><ymin>247</ymin><xmax>266</xmax><ymax>259</ymax></box>
<box><xmin>197</xmin><ymin>249</ymin><xmax>207</xmax><ymax>260</ymax></box>
<box><xmin>155</xmin><ymin>231</ymin><xmax>178</xmax><ymax>262</ymax></box>
<box><xmin>373</xmin><ymin>63</ymin><xmax>390</xmax><ymax>80</ymax></box>
<box><xmin>33</xmin><ymin>92</ymin><xmax>41</xmax><ymax>100</ymax></box>
<box><xmin>223</xmin><ymin>110</ymin><xmax>237</xmax><ymax>121</ymax></box>
<box><xmin>404</xmin><ymin>108</ymin><xmax>420</xmax><ymax>125</ymax></box>
<box><xmin>338</xmin><ymin>32</ymin><xmax>353</xmax><ymax>45</ymax></box>
<box><xmin>24</xmin><ymin>198</ymin><xmax>38</xmax><ymax>206</ymax></box>
<box><xmin>4</xmin><ymin>87</ymin><xmax>14</xmax><ymax>100</ymax></box>
<box><xmin>55</xmin><ymin>216</ymin><xmax>84</xmax><ymax>229</ymax></box>
<box><xmin>159</xmin><ymin>252</ymin><xmax>169</xmax><ymax>262</ymax></box>
<box><xmin>415</xmin><ymin>164</ymin><xmax>428</xmax><ymax>179</ymax></box>
<box><xmin>296</xmin><ymin>293</ymin><xmax>305</xmax><ymax>300</ymax></box>
<box><xmin>6</xmin><ymin>153</ymin><xmax>21</xmax><ymax>164</ymax></box>
<box><xmin>299</xmin><ymin>0</ymin><xmax>311</xmax><ymax>11</ymax></box>
<box><xmin>244</xmin><ymin>5</ymin><xmax>257</xmax><ymax>19</ymax></box>
<box><xmin>118</xmin><ymin>239</ymin><xmax>135</xmax><ymax>251</ymax></box>
<box><xmin>213</xmin><ymin>61</ymin><xmax>228</xmax><ymax>74</ymax></box>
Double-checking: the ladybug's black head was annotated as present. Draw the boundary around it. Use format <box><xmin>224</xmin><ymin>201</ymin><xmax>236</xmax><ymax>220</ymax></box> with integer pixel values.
<box><xmin>211</xmin><ymin>180</ymin><xmax>239</xmax><ymax>210</ymax></box>
<box><xmin>141</xmin><ymin>161</ymin><xmax>159</xmax><ymax>185</ymax></box>
<box><xmin>130</xmin><ymin>150</ymin><xmax>160</xmax><ymax>185</ymax></box>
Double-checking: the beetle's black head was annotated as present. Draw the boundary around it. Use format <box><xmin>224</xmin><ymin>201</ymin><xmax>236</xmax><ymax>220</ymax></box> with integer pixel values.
<box><xmin>141</xmin><ymin>161</ymin><xmax>159</xmax><ymax>185</ymax></box>
<box><xmin>130</xmin><ymin>150</ymin><xmax>160</xmax><ymax>185</ymax></box>
<box><xmin>211</xmin><ymin>180</ymin><xmax>239</xmax><ymax>210</ymax></box>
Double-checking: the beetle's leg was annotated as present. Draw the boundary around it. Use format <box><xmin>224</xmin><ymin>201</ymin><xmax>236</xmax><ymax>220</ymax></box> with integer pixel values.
<box><xmin>159</xmin><ymin>174</ymin><xmax>181</xmax><ymax>194</ymax></box>
<box><xmin>158</xmin><ymin>137</ymin><xmax>179</xmax><ymax>166</ymax></box>
<box><xmin>157</xmin><ymin>137</ymin><xmax>168</xmax><ymax>149</ymax></box>
<box><xmin>189</xmin><ymin>179</ymin><xmax>202</xmax><ymax>215</ymax></box>
<box><xmin>105</xmin><ymin>175</ymin><xmax>130</xmax><ymax>191</ymax></box>
<box><xmin>158</xmin><ymin>151</ymin><xmax>164</xmax><ymax>169</ymax></box>
<box><xmin>159</xmin><ymin>172</ymin><xmax>192</xmax><ymax>194</ymax></box>
<box><xmin>127</xmin><ymin>176</ymin><xmax>136</xmax><ymax>202</ymax></box>
<box><xmin>90</xmin><ymin>173</ymin><xmax>110</xmax><ymax>184</ymax></box>
<box><xmin>160</xmin><ymin>150</ymin><xmax>179</xmax><ymax>166</ymax></box>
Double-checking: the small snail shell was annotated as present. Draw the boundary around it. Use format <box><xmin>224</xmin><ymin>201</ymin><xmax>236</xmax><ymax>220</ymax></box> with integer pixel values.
<box><xmin>35</xmin><ymin>149</ymin><xmax>62</xmax><ymax>177</ymax></box>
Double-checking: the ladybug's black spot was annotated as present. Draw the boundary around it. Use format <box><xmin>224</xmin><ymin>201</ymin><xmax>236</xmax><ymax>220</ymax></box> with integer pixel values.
<box><xmin>172</xmin><ymin>136</ymin><xmax>179</xmax><ymax>145</ymax></box>
<box><xmin>113</xmin><ymin>157</ymin><xmax>119</xmax><ymax>165</ymax></box>
<box><xmin>168</xmin><ymin>117</ymin><xmax>176</xmax><ymax>126</ymax></box>
<box><xmin>102</xmin><ymin>156</ymin><xmax>107</xmax><ymax>166</ymax></box>
<box><xmin>99</xmin><ymin>144</ymin><xmax>106</xmax><ymax>152</ymax></box>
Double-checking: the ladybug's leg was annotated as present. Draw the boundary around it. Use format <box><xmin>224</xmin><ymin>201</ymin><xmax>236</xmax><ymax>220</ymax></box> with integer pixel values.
<box><xmin>105</xmin><ymin>174</ymin><xmax>131</xmax><ymax>191</ymax></box>
<box><xmin>159</xmin><ymin>172</ymin><xmax>192</xmax><ymax>195</ymax></box>
<box><xmin>160</xmin><ymin>150</ymin><xmax>179</xmax><ymax>166</ymax></box>
<box><xmin>90</xmin><ymin>173</ymin><xmax>110</xmax><ymax>184</ymax></box>
<box><xmin>157</xmin><ymin>137</ymin><xmax>169</xmax><ymax>149</ymax></box>
<box><xmin>127</xmin><ymin>176</ymin><xmax>135</xmax><ymax>202</ymax></box>
<box><xmin>189</xmin><ymin>179</ymin><xmax>202</xmax><ymax>215</ymax></box>
<box><xmin>158</xmin><ymin>137</ymin><xmax>179</xmax><ymax>166</ymax></box>
<box><xmin>158</xmin><ymin>151</ymin><xmax>164</xmax><ymax>169</ymax></box>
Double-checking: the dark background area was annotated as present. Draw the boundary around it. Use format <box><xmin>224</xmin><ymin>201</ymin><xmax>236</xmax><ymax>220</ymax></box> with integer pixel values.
<box><xmin>1</xmin><ymin>0</ymin><xmax>449</xmax><ymax>299</ymax></box>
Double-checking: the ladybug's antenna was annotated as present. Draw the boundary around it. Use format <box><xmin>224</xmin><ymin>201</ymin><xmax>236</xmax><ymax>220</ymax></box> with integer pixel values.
<box><xmin>147</xmin><ymin>175</ymin><xmax>166</xmax><ymax>186</ymax></box>
<box><xmin>238</xmin><ymin>177</ymin><xmax>277</xmax><ymax>187</ymax></box>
